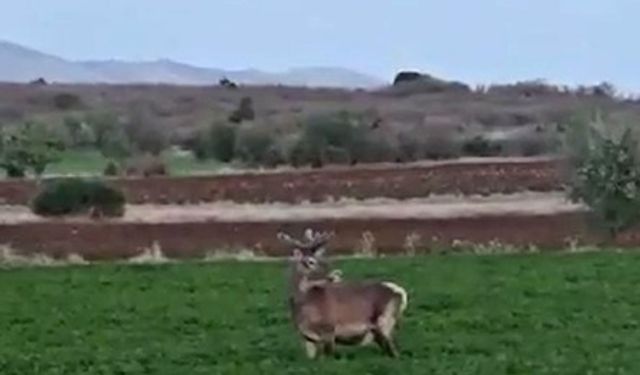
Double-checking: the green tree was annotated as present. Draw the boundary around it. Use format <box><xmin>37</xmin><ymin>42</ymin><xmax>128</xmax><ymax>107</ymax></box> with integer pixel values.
<box><xmin>0</xmin><ymin>122</ymin><xmax>65</xmax><ymax>177</ymax></box>
<box><xmin>235</xmin><ymin>125</ymin><xmax>277</xmax><ymax>166</ymax></box>
<box><xmin>290</xmin><ymin>112</ymin><xmax>374</xmax><ymax>167</ymax></box>
<box><xmin>566</xmin><ymin>113</ymin><xmax>640</xmax><ymax>242</ymax></box>
<box><xmin>207</xmin><ymin>122</ymin><xmax>236</xmax><ymax>162</ymax></box>
<box><xmin>123</xmin><ymin>103</ymin><xmax>168</xmax><ymax>156</ymax></box>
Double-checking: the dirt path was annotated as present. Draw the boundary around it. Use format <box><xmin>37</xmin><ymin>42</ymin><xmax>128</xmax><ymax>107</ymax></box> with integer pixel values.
<box><xmin>0</xmin><ymin>192</ymin><xmax>583</xmax><ymax>224</ymax></box>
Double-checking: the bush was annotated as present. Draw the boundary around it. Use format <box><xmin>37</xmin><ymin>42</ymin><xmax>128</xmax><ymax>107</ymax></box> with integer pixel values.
<box><xmin>103</xmin><ymin>160</ymin><xmax>120</xmax><ymax>176</ymax></box>
<box><xmin>186</xmin><ymin>122</ymin><xmax>237</xmax><ymax>162</ymax></box>
<box><xmin>124</xmin><ymin>155</ymin><xmax>168</xmax><ymax>177</ymax></box>
<box><xmin>391</xmin><ymin>71</ymin><xmax>470</xmax><ymax>95</ymax></box>
<box><xmin>229</xmin><ymin>97</ymin><xmax>255</xmax><ymax>123</ymax></box>
<box><xmin>462</xmin><ymin>135</ymin><xmax>502</xmax><ymax>157</ymax></box>
<box><xmin>207</xmin><ymin>122</ymin><xmax>237</xmax><ymax>162</ymax></box>
<box><xmin>31</xmin><ymin>179</ymin><xmax>125</xmax><ymax>218</ymax></box>
<box><xmin>393</xmin><ymin>71</ymin><xmax>423</xmax><ymax>85</ymax></box>
<box><xmin>566</xmin><ymin>114</ymin><xmax>640</xmax><ymax>241</ymax></box>
<box><xmin>100</xmin><ymin>129</ymin><xmax>133</xmax><ymax>163</ymax></box>
<box><xmin>235</xmin><ymin>126</ymin><xmax>278</xmax><ymax>166</ymax></box>
<box><xmin>396</xmin><ymin>132</ymin><xmax>422</xmax><ymax>162</ymax></box>
<box><xmin>507</xmin><ymin>135</ymin><xmax>559</xmax><ymax>157</ymax></box>
<box><xmin>219</xmin><ymin>77</ymin><xmax>237</xmax><ymax>89</ymax></box>
<box><xmin>53</xmin><ymin>93</ymin><xmax>82</xmax><ymax>110</ymax></box>
<box><xmin>423</xmin><ymin>134</ymin><xmax>461</xmax><ymax>160</ymax></box>
<box><xmin>290</xmin><ymin>112</ymin><xmax>374</xmax><ymax>167</ymax></box>
<box><xmin>85</xmin><ymin>111</ymin><xmax>121</xmax><ymax>149</ymax></box>
<box><xmin>63</xmin><ymin>116</ymin><xmax>96</xmax><ymax>148</ymax></box>
<box><xmin>124</xmin><ymin>103</ymin><xmax>169</xmax><ymax>156</ymax></box>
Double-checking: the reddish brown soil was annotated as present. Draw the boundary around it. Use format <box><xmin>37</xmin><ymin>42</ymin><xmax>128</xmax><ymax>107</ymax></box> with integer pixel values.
<box><xmin>3</xmin><ymin>212</ymin><xmax>633</xmax><ymax>261</ymax></box>
<box><xmin>0</xmin><ymin>158</ymin><xmax>563</xmax><ymax>205</ymax></box>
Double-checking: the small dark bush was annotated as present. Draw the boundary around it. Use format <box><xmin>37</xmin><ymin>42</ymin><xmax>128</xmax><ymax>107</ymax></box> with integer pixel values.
<box><xmin>396</xmin><ymin>132</ymin><xmax>422</xmax><ymax>162</ymax></box>
<box><xmin>393</xmin><ymin>71</ymin><xmax>423</xmax><ymax>85</ymax></box>
<box><xmin>219</xmin><ymin>77</ymin><xmax>238</xmax><ymax>89</ymax></box>
<box><xmin>103</xmin><ymin>160</ymin><xmax>120</xmax><ymax>176</ymax></box>
<box><xmin>30</xmin><ymin>77</ymin><xmax>47</xmax><ymax>85</ymax></box>
<box><xmin>124</xmin><ymin>103</ymin><xmax>169</xmax><ymax>156</ymax></box>
<box><xmin>235</xmin><ymin>126</ymin><xmax>276</xmax><ymax>166</ymax></box>
<box><xmin>391</xmin><ymin>71</ymin><xmax>470</xmax><ymax>95</ymax></box>
<box><xmin>423</xmin><ymin>135</ymin><xmax>461</xmax><ymax>160</ymax></box>
<box><xmin>462</xmin><ymin>135</ymin><xmax>502</xmax><ymax>157</ymax></box>
<box><xmin>207</xmin><ymin>123</ymin><xmax>237</xmax><ymax>162</ymax></box>
<box><xmin>31</xmin><ymin>179</ymin><xmax>125</xmax><ymax>218</ymax></box>
<box><xmin>291</xmin><ymin>112</ymin><xmax>363</xmax><ymax>166</ymax></box>
<box><xmin>229</xmin><ymin>97</ymin><xmax>255</xmax><ymax>123</ymax></box>
<box><xmin>512</xmin><ymin>136</ymin><xmax>558</xmax><ymax>157</ymax></box>
<box><xmin>53</xmin><ymin>93</ymin><xmax>82</xmax><ymax>110</ymax></box>
<box><xmin>124</xmin><ymin>155</ymin><xmax>168</xmax><ymax>177</ymax></box>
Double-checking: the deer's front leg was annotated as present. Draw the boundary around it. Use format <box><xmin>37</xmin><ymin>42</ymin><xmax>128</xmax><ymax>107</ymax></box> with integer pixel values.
<box><xmin>303</xmin><ymin>340</ymin><xmax>319</xmax><ymax>359</ymax></box>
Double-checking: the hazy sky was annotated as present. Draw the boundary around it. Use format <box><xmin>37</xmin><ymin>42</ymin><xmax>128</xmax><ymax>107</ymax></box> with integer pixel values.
<box><xmin>1</xmin><ymin>0</ymin><xmax>636</xmax><ymax>90</ymax></box>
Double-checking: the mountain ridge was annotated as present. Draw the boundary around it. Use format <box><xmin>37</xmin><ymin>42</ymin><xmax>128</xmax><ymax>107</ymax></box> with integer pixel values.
<box><xmin>0</xmin><ymin>40</ymin><xmax>385</xmax><ymax>88</ymax></box>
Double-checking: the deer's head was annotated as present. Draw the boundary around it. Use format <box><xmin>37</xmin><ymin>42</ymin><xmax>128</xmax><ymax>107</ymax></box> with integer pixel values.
<box><xmin>278</xmin><ymin>228</ymin><xmax>336</xmax><ymax>278</ymax></box>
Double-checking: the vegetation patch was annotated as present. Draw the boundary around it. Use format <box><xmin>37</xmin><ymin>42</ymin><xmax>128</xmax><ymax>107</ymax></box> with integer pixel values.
<box><xmin>31</xmin><ymin>178</ymin><xmax>125</xmax><ymax>217</ymax></box>
<box><xmin>0</xmin><ymin>253</ymin><xmax>639</xmax><ymax>373</ymax></box>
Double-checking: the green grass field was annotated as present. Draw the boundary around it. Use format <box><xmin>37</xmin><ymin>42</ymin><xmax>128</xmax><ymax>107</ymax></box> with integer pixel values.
<box><xmin>1</xmin><ymin>253</ymin><xmax>639</xmax><ymax>374</ymax></box>
<box><xmin>40</xmin><ymin>149</ymin><xmax>225</xmax><ymax>177</ymax></box>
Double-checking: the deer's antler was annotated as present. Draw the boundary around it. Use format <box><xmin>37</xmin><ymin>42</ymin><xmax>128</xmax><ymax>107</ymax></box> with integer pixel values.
<box><xmin>277</xmin><ymin>232</ymin><xmax>307</xmax><ymax>248</ymax></box>
<box><xmin>278</xmin><ymin>229</ymin><xmax>335</xmax><ymax>252</ymax></box>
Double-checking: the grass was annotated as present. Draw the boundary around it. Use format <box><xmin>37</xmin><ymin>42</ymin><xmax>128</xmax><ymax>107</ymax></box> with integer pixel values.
<box><xmin>41</xmin><ymin>149</ymin><xmax>226</xmax><ymax>177</ymax></box>
<box><xmin>1</xmin><ymin>253</ymin><xmax>640</xmax><ymax>374</ymax></box>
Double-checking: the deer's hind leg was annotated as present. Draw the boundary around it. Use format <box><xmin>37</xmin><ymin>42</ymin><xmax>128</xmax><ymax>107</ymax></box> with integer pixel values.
<box><xmin>373</xmin><ymin>304</ymin><xmax>400</xmax><ymax>357</ymax></box>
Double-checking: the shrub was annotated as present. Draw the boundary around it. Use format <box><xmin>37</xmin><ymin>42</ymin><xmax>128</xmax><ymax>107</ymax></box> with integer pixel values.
<box><xmin>99</xmin><ymin>129</ymin><xmax>133</xmax><ymax>164</ymax></box>
<box><xmin>423</xmin><ymin>134</ymin><xmax>461</xmax><ymax>160</ymax></box>
<box><xmin>62</xmin><ymin>116</ymin><xmax>96</xmax><ymax>148</ymax></box>
<box><xmin>393</xmin><ymin>71</ymin><xmax>423</xmax><ymax>85</ymax></box>
<box><xmin>124</xmin><ymin>155</ymin><xmax>168</xmax><ymax>177</ymax></box>
<box><xmin>229</xmin><ymin>97</ymin><xmax>255</xmax><ymax>123</ymax></box>
<box><xmin>235</xmin><ymin>126</ymin><xmax>278</xmax><ymax>166</ymax></box>
<box><xmin>186</xmin><ymin>122</ymin><xmax>237</xmax><ymax>162</ymax></box>
<box><xmin>31</xmin><ymin>178</ymin><xmax>125</xmax><ymax>218</ymax></box>
<box><xmin>396</xmin><ymin>131</ymin><xmax>422</xmax><ymax>162</ymax></box>
<box><xmin>462</xmin><ymin>135</ymin><xmax>502</xmax><ymax>157</ymax></box>
<box><xmin>123</xmin><ymin>103</ymin><xmax>169</xmax><ymax>156</ymax></box>
<box><xmin>507</xmin><ymin>135</ymin><xmax>559</xmax><ymax>157</ymax></box>
<box><xmin>391</xmin><ymin>71</ymin><xmax>470</xmax><ymax>95</ymax></box>
<box><xmin>103</xmin><ymin>160</ymin><xmax>120</xmax><ymax>176</ymax></box>
<box><xmin>290</xmin><ymin>112</ymin><xmax>376</xmax><ymax>167</ymax></box>
<box><xmin>566</xmin><ymin>114</ymin><xmax>640</xmax><ymax>241</ymax></box>
<box><xmin>207</xmin><ymin>122</ymin><xmax>237</xmax><ymax>162</ymax></box>
<box><xmin>53</xmin><ymin>93</ymin><xmax>82</xmax><ymax>110</ymax></box>
<box><xmin>219</xmin><ymin>77</ymin><xmax>238</xmax><ymax>89</ymax></box>
<box><xmin>84</xmin><ymin>111</ymin><xmax>121</xmax><ymax>149</ymax></box>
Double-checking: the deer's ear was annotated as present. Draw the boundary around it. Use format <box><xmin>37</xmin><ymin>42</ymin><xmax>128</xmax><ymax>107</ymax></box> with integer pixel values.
<box><xmin>329</xmin><ymin>269</ymin><xmax>343</xmax><ymax>282</ymax></box>
<box><xmin>292</xmin><ymin>249</ymin><xmax>303</xmax><ymax>260</ymax></box>
<box><xmin>314</xmin><ymin>247</ymin><xmax>326</xmax><ymax>257</ymax></box>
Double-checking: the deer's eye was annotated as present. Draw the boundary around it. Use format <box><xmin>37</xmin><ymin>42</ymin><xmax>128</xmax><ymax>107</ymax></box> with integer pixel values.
<box><xmin>304</xmin><ymin>257</ymin><xmax>317</xmax><ymax>269</ymax></box>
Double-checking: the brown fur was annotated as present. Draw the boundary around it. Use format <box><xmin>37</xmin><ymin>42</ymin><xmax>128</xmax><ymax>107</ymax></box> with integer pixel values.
<box><xmin>287</xmin><ymin>248</ymin><xmax>406</xmax><ymax>358</ymax></box>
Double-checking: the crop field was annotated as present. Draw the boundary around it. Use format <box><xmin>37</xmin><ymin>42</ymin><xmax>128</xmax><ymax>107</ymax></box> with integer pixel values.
<box><xmin>1</xmin><ymin>252</ymin><xmax>639</xmax><ymax>374</ymax></box>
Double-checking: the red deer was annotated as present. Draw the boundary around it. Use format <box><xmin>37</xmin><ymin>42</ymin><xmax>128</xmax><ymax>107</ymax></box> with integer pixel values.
<box><xmin>278</xmin><ymin>229</ymin><xmax>408</xmax><ymax>359</ymax></box>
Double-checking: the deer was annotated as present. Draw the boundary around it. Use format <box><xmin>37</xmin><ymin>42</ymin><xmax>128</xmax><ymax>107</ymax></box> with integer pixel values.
<box><xmin>278</xmin><ymin>229</ymin><xmax>408</xmax><ymax>359</ymax></box>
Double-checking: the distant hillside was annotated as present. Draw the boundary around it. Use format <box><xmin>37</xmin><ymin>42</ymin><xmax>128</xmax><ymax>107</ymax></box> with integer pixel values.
<box><xmin>0</xmin><ymin>40</ymin><xmax>385</xmax><ymax>88</ymax></box>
